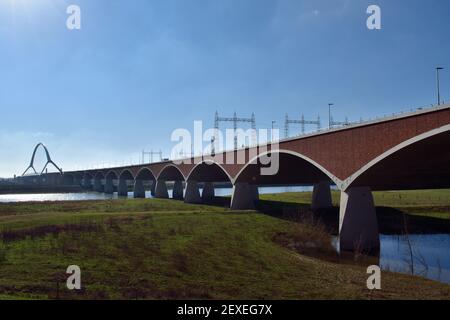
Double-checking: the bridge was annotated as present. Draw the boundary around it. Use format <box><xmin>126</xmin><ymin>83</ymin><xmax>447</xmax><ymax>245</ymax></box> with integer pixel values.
<box><xmin>22</xmin><ymin>104</ymin><xmax>450</xmax><ymax>253</ymax></box>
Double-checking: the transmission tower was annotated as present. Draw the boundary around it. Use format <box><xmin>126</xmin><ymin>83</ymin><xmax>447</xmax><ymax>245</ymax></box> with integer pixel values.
<box><xmin>141</xmin><ymin>150</ymin><xmax>163</xmax><ymax>164</ymax></box>
<box><xmin>330</xmin><ymin>116</ymin><xmax>350</xmax><ymax>128</ymax></box>
<box><xmin>212</xmin><ymin>111</ymin><xmax>256</xmax><ymax>152</ymax></box>
<box><xmin>284</xmin><ymin>114</ymin><xmax>321</xmax><ymax>138</ymax></box>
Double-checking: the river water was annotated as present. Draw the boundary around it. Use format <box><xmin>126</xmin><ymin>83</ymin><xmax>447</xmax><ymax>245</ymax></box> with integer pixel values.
<box><xmin>0</xmin><ymin>187</ymin><xmax>449</xmax><ymax>285</ymax></box>
<box><xmin>0</xmin><ymin>186</ymin><xmax>310</xmax><ymax>202</ymax></box>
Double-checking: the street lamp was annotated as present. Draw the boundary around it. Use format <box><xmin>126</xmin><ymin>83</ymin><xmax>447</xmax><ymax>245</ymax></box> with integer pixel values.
<box><xmin>271</xmin><ymin>120</ymin><xmax>276</xmax><ymax>142</ymax></box>
<box><xmin>328</xmin><ymin>103</ymin><xmax>334</xmax><ymax>129</ymax></box>
<box><xmin>437</xmin><ymin>67</ymin><xmax>444</xmax><ymax>106</ymax></box>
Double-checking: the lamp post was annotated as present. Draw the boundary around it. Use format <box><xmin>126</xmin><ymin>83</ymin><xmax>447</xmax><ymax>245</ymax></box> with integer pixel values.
<box><xmin>271</xmin><ymin>120</ymin><xmax>276</xmax><ymax>142</ymax></box>
<box><xmin>437</xmin><ymin>67</ymin><xmax>444</xmax><ymax>106</ymax></box>
<box><xmin>328</xmin><ymin>103</ymin><xmax>334</xmax><ymax>129</ymax></box>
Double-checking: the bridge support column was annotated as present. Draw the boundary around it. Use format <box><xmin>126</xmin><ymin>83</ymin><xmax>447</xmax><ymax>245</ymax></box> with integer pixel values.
<box><xmin>230</xmin><ymin>183</ymin><xmax>258</xmax><ymax>210</ymax></box>
<box><xmin>74</xmin><ymin>176</ymin><xmax>82</xmax><ymax>187</ymax></box>
<box><xmin>311</xmin><ymin>181</ymin><xmax>332</xmax><ymax>210</ymax></box>
<box><xmin>94</xmin><ymin>179</ymin><xmax>104</xmax><ymax>193</ymax></box>
<box><xmin>105</xmin><ymin>178</ymin><xmax>114</xmax><ymax>194</ymax></box>
<box><xmin>155</xmin><ymin>180</ymin><xmax>169</xmax><ymax>199</ymax></box>
<box><xmin>172</xmin><ymin>181</ymin><xmax>184</xmax><ymax>200</ymax></box>
<box><xmin>184</xmin><ymin>181</ymin><xmax>201</xmax><ymax>204</ymax></box>
<box><xmin>150</xmin><ymin>181</ymin><xmax>156</xmax><ymax>197</ymax></box>
<box><xmin>62</xmin><ymin>175</ymin><xmax>74</xmax><ymax>186</ymax></box>
<box><xmin>118</xmin><ymin>179</ymin><xmax>128</xmax><ymax>197</ymax></box>
<box><xmin>82</xmin><ymin>178</ymin><xmax>92</xmax><ymax>190</ymax></box>
<box><xmin>339</xmin><ymin>187</ymin><xmax>380</xmax><ymax>254</ymax></box>
<box><xmin>133</xmin><ymin>179</ymin><xmax>145</xmax><ymax>198</ymax></box>
<box><xmin>202</xmin><ymin>182</ymin><xmax>215</xmax><ymax>202</ymax></box>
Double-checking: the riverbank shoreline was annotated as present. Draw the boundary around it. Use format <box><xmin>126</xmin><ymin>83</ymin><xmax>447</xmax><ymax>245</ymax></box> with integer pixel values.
<box><xmin>0</xmin><ymin>185</ymin><xmax>83</xmax><ymax>195</ymax></box>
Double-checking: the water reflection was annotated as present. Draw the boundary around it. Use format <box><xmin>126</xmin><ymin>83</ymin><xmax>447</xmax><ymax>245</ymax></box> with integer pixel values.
<box><xmin>333</xmin><ymin>234</ymin><xmax>450</xmax><ymax>284</ymax></box>
<box><xmin>0</xmin><ymin>186</ymin><xmax>312</xmax><ymax>203</ymax></box>
<box><xmin>380</xmin><ymin>234</ymin><xmax>450</xmax><ymax>284</ymax></box>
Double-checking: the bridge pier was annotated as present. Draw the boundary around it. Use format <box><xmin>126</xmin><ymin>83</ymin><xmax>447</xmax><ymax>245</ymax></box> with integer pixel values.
<box><xmin>150</xmin><ymin>181</ymin><xmax>156</xmax><ymax>197</ymax></box>
<box><xmin>172</xmin><ymin>181</ymin><xmax>184</xmax><ymax>200</ymax></box>
<box><xmin>311</xmin><ymin>181</ymin><xmax>333</xmax><ymax>210</ymax></box>
<box><xmin>339</xmin><ymin>187</ymin><xmax>380</xmax><ymax>254</ymax></box>
<box><xmin>155</xmin><ymin>180</ymin><xmax>169</xmax><ymax>198</ymax></box>
<box><xmin>133</xmin><ymin>179</ymin><xmax>146</xmax><ymax>198</ymax></box>
<box><xmin>230</xmin><ymin>183</ymin><xmax>259</xmax><ymax>210</ymax></box>
<box><xmin>118</xmin><ymin>178</ymin><xmax>128</xmax><ymax>197</ymax></box>
<box><xmin>94</xmin><ymin>178</ymin><xmax>104</xmax><ymax>193</ymax></box>
<box><xmin>74</xmin><ymin>176</ymin><xmax>82</xmax><ymax>187</ymax></box>
<box><xmin>105</xmin><ymin>178</ymin><xmax>114</xmax><ymax>194</ymax></box>
<box><xmin>202</xmin><ymin>182</ymin><xmax>215</xmax><ymax>202</ymax></box>
<box><xmin>184</xmin><ymin>181</ymin><xmax>201</xmax><ymax>204</ymax></box>
<box><xmin>82</xmin><ymin>177</ymin><xmax>92</xmax><ymax>190</ymax></box>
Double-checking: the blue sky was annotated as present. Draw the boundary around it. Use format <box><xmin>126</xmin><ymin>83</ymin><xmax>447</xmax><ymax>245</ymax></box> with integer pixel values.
<box><xmin>0</xmin><ymin>0</ymin><xmax>449</xmax><ymax>176</ymax></box>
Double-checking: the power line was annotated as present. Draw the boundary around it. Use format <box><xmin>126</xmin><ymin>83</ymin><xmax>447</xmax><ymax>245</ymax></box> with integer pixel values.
<box><xmin>284</xmin><ymin>114</ymin><xmax>321</xmax><ymax>138</ymax></box>
<box><xmin>212</xmin><ymin>111</ymin><xmax>257</xmax><ymax>152</ymax></box>
<box><xmin>141</xmin><ymin>150</ymin><xmax>162</xmax><ymax>164</ymax></box>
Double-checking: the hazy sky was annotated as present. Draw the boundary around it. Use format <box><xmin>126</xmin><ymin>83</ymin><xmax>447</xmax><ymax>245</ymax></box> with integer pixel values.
<box><xmin>0</xmin><ymin>0</ymin><xmax>449</xmax><ymax>177</ymax></box>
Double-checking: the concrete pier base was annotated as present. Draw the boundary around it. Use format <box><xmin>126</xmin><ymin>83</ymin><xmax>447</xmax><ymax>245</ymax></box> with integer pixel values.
<box><xmin>172</xmin><ymin>180</ymin><xmax>184</xmax><ymax>200</ymax></box>
<box><xmin>339</xmin><ymin>187</ymin><xmax>380</xmax><ymax>253</ymax></box>
<box><xmin>118</xmin><ymin>179</ymin><xmax>128</xmax><ymax>197</ymax></box>
<box><xmin>184</xmin><ymin>181</ymin><xmax>201</xmax><ymax>204</ymax></box>
<box><xmin>82</xmin><ymin>179</ymin><xmax>92</xmax><ymax>190</ymax></box>
<box><xmin>311</xmin><ymin>181</ymin><xmax>332</xmax><ymax>210</ymax></box>
<box><xmin>105</xmin><ymin>179</ymin><xmax>114</xmax><ymax>194</ymax></box>
<box><xmin>74</xmin><ymin>177</ymin><xmax>82</xmax><ymax>187</ymax></box>
<box><xmin>150</xmin><ymin>181</ymin><xmax>156</xmax><ymax>197</ymax></box>
<box><xmin>133</xmin><ymin>179</ymin><xmax>145</xmax><ymax>198</ymax></box>
<box><xmin>155</xmin><ymin>180</ymin><xmax>169</xmax><ymax>199</ymax></box>
<box><xmin>94</xmin><ymin>179</ymin><xmax>104</xmax><ymax>193</ymax></box>
<box><xmin>230</xmin><ymin>183</ymin><xmax>259</xmax><ymax>210</ymax></box>
<box><xmin>202</xmin><ymin>182</ymin><xmax>215</xmax><ymax>202</ymax></box>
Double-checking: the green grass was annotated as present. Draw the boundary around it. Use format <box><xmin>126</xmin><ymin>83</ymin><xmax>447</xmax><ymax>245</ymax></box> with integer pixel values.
<box><xmin>261</xmin><ymin>189</ymin><xmax>450</xmax><ymax>219</ymax></box>
<box><xmin>0</xmin><ymin>194</ymin><xmax>449</xmax><ymax>300</ymax></box>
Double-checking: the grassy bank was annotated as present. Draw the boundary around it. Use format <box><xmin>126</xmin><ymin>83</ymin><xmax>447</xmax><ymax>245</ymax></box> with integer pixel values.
<box><xmin>261</xmin><ymin>189</ymin><xmax>450</xmax><ymax>219</ymax></box>
<box><xmin>0</xmin><ymin>192</ymin><xmax>449</xmax><ymax>300</ymax></box>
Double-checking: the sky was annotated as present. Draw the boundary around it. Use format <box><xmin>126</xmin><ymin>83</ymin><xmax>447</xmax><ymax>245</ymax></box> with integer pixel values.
<box><xmin>0</xmin><ymin>0</ymin><xmax>449</xmax><ymax>177</ymax></box>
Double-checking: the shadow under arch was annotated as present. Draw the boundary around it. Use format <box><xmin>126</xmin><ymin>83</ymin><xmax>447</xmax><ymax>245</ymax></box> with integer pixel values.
<box><xmin>119</xmin><ymin>169</ymin><xmax>135</xmax><ymax>180</ymax></box>
<box><xmin>186</xmin><ymin>160</ymin><xmax>233</xmax><ymax>183</ymax></box>
<box><xmin>62</xmin><ymin>173</ymin><xmax>75</xmax><ymax>185</ymax></box>
<box><xmin>93</xmin><ymin>171</ymin><xmax>105</xmax><ymax>192</ymax></box>
<box><xmin>135</xmin><ymin>167</ymin><xmax>156</xmax><ymax>181</ymax></box>
<box><xmin>82</xmin><ymin>172</ymin><xmax>94</xmax><ymax>189</ymax></box>
<box><xmin>104</xmin><ymin>170</ymin><xmax>119</xmax><ymax>194</ymax></box>
<box><xmin>105</xmin><ymin>170</ymin><xmax>119</xmax><ymax>180</ymax></box>
<box><xmin>233</xmin><ymin>149</ymin><xmax>341</xmax><ymax>187</ymax></box>
<box><xmin>343</xmin><ymin>125</ymin><xmax>450</xmax><ymax>191</ymax></box>
<box><xmin>157</xmin><ymin>164</ymin><xmax>185</xmax><ymax>181</ymax></box>
<box><xmin>94</xmin><ymin>171</ymin><xmax>105</xmax><ymax>179</ymax></box>
<box><xmin>22</xmin><ymin>143</ymin><xmax>62</xmax><ymax>176</ymax></box>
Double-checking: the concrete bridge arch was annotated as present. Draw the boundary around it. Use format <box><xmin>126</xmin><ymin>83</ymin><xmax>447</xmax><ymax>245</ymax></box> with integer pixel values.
<box><xmin>185</xmin><ymin>160</ymin><xmax>233</xmax><ymax>204</ymax></box>
<box><xmin>93</xmin><ymin>172</ymin><xmax>105</xmax><ymax>192</ymax></box>
<box><xmin>342</xmin><ymin>124</ymin><xmax>450</xmax><ymax>191</ymax></box>
<box><xmin>134</xmin><ymin>167</ymin><xmax>157</xmax><ymax>198</ymax></box>
<box><xmin>118</xmin><ymin>169</ymin><xmax>134</xmax><ymax>197</ymax></box>
<box><xmin>104</xmin><ymin>170</ymin><xmax>119</xmax><ymax>194</ymax></box>
<box><xmin>231</xmin><ymin>150</ymin><xmax>340</xmax><ymax>211</ymax></box>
